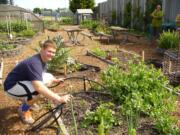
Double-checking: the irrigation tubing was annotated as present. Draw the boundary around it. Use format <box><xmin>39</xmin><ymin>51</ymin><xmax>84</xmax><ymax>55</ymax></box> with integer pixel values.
<box><xmin>27</xmin><ymin>76</ymin><xmax>112</xmax><ymax>134</ymax></box>
<box><xmin>48</xmin><ymin>76</ymin><xmax>108</xmax><ymax>91</ymax></box>
<box><xmin>27</xmin><ymin>91</ymin><xmax>112</xmax><ymax>134</ymax></box>
<box><xmin>26</xmin><ymin>103</ymin><xmax>64</xmax><ymax>133</ymax></box>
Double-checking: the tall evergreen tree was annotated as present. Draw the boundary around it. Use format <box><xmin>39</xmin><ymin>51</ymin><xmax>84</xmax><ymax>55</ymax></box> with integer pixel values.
<box><xmin>0</xmin><ymin>0</ymin><xmax>9</xmax><ymax>4</ymax></box>
<box><xmin>0</xmin><ymin>0</ymin><xmax>13</xmax><ymax>5</ymax></box>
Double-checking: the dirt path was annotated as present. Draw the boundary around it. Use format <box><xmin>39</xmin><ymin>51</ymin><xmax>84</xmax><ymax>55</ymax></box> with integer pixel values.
<box><xmin>0</xmin><ymin>25</ymin><xmax>177</xmax><ymax>134</ymax></box>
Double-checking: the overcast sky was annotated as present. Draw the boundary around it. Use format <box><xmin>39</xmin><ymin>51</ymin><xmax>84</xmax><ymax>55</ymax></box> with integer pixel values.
<box><xmin>15</xmin><ymin>0</ymin><xmax>106</xmax><ymax>10</ymax></box>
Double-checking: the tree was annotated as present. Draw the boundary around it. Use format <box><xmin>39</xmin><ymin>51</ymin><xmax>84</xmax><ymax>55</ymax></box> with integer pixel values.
<box><xmin>33</xmin><ymin>7</ymin><xmax>41</xmax><ymax>15</ymax></box>
<box><xmin>0</xmin><ymin>0</ymin><xmax>13</xmax><ymax>4</ymax></box>
<box><xmin>69</xmin><ymin>0</ymin><xmax>95</xmax><ymax>13</ymax></box>
<box><xmin>0</xmin><ymin>0</ymin><xmax>9</xmax><ymax>4</ymax></box>
<box><xmin>9</xmin><ymin>0</ymin><xmax>13</xmax><ymax>5</ymax></box>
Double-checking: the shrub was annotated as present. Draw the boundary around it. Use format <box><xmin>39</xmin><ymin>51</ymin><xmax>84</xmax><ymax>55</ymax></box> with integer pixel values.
<box><xmin>95</xmin><ymin>23</ymin><xmax>112</xmax><ymax>34</ymax></box>
<box><xmin>18</xmin><ymin>29</ymin><xmax>36</xmax><ymax>37</ymax></box>
<box><xmin>157</xmin><ymin>31</ymin><xmax>180</xmax><ymax>49</ymax></box>
<box><xmin>80</xmin><ymin>19</ymin><xmax>99</xmax><ymax>30</ymax></box>
<box><xmin>44</xmin><ymin>20</ymin><xmax>60</xmax><ymax>30</ymax></box>
<box><xmin>60</xmin><ymin>17</ymin><xmax>73</xmax><ymax>25</ymax></box>
<box><xmin>80</xmin><ymin>19</ymin><xmax>111</xmax><ymax>34</ymax></box>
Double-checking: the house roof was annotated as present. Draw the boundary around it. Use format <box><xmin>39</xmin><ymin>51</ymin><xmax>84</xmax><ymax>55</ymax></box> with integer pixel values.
<box><xmin>76</xmin><ymin>9</ymin><xmax>93</xmax><ymax>14</ymax></box>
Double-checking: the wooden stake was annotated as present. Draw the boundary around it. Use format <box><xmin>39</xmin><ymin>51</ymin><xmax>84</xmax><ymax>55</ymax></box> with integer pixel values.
<box><xmin>168</xmin><ymin>60</ymin><xmax>172</xmax><ymax>73</ymax></box>
<box><xmin>141</xmin><ymin>51</ymin><xmax>144</xmax><ymax>62</ymax></box>
<box><xmin>0</xmin><ymin>58</ymin><xmax>4</xmax><ymax>85</ymax></box>
<box><xmin>64</xmin><ymin>64</ymin><xmax>67</xmax><ymax>77</ymax></box>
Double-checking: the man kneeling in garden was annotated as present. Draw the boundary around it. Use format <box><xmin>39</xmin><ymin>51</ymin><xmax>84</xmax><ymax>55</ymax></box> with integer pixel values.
<box><xmin>4</xmin><ymin>40</ymin><xmax>71</xmax><ymax>124</ymax></box>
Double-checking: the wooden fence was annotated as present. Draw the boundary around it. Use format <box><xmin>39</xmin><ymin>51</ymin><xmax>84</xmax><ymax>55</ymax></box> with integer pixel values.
<box><xmin>98</xmin><ymin>0</ymin><xmax>180</xmax><ymax>27</ymax></box>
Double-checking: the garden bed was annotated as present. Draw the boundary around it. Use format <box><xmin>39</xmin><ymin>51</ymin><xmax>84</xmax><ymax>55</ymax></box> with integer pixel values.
<box><xmin>0</xmin><ymin>25</ymin><xmax>179</xmax><ymax>135</ymax></box>
<box><xmin>48</xmin><ymin>62</ymin><xmax>101</xmax><ymax>76</ymax></box>
<box><xmin>0</xmin><ymin>44</ymin><xmax>23</xmax><ymax>57</ymax></box>
<box><xmin>87</xmin><ymin>49</ymin><xmax>141</xmax><ymax>65</ymax></box>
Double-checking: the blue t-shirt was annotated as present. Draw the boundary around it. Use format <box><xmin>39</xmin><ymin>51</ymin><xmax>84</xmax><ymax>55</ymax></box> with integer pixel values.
<box><xmin>4</xmin><ymin>54</ymin><xmax>46</xmax><ymax>91</ymax></box>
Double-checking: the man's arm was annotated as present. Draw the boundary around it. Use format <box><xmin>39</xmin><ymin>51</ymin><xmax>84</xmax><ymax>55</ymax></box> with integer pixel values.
<box><xmin>32</xmin><ymin>80</ymin><xmax>70</xmax><ymax>103</ymax></box>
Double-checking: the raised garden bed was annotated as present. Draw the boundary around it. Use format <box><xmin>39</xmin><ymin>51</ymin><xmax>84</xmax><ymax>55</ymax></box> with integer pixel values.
<box><xmin>87</xmin><ymin>49</ymin><xmax>141</xmax><ymax>65</ymax></box>
<box><xmin>0</xmin><ymin>43</ymin><xmax>23</xmax><ymax>57</ymax></box>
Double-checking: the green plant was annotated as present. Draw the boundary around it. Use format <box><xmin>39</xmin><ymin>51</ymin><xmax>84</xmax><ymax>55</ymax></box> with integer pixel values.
<box><xmin>92</xmin><ymin>48</ymin><xmax>107</xmax><ymax>58</ymax></box>
<box><xmin>0</xmin><ymin>21</ymin><xmax>32</xmax><ymax>33</ymax></box>
<box><xmin>60</xmin><ymin>17</ymin><xmax>73</xmax><ymax>25</ymax></box>
<box><xmin>98</xmin><ymin>117</ymin><xmax>105</xmax><ymax>135</ymax></box>
<box><xmin>101</xmin><ymin>62</ymin><xmax>178</xmax><ymax>134</ymax></box>
<box><xmin>47</xmin><ymin>35</ymin><xmax>70</xmax><ymax>70</ymax></box>
<box><xmin>65</xmin><ymin>57</ymin><xmax>83</xmax><ymax>72</ymax></box>
<box><xmin>80</xmin><ymin>19</ymin><xmax>111</xmax><ymax>34</ymax></box>
<box><xmin>80</xmin><ymin>19</ymin><xmax>99</xmax><ymax>30</ymax></box>
<box><xmin>111</xmin><ymin>10</ymin><xmax>116</xmax><ymax>20</ymax></box>
<box><xmin>17</xmin><ymin>29</ymin><xmax>36</xmax><ymax>37</ymax></box>
<box><xmin>157</xmin><ymin>31</ymin><xmax>180</xmax><ymax>49</ymax></box>
<box><xmin>44</xmin><ymin>20</ymin><xmax>61</xmax><ymax>30</ymax></box>
<box><xmin>82</xmin><ymin>102</ymin><xmax>119</xmax><ymax>132</ymax></box>
<box><xmin>124</xmin><ymin>2</ymin><xmax>132</xmax><ymax>28</ymax></box>
<box><xmin>95</xmin><ymin>23</ymin><xmax>111</xmax><ymax>34</ymax></box>
<box><xmin>132</xmin><ymin>6</ymin><xmax>144</xmax><ymax>31</ymax></box>
<box><xmin>0</xmin><ymin>43</ymin><xmax>15</xmax><ymax>51</ymax></box>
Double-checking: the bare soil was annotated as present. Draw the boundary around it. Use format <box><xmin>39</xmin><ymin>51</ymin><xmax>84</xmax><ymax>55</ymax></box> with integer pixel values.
<box><xmin>0</xmin><ymin>25</ymin><xmax>179</xmax><ymax>134</ymax></box>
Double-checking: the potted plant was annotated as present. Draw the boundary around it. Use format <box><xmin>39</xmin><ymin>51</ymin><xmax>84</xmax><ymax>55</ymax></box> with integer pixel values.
<box><xmin>157</xmin><ymin>31</ymin><xmax>180</xmax><ymax>54</ymax></box>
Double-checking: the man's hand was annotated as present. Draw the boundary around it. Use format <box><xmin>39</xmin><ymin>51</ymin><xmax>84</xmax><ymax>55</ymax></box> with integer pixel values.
<box><xmin>59</xmin><ymin>94</ymin><xmax>72</xmax><ymax>103</ymax></box>
<box><xmin>53</xmin><ymin>78</ymin><xmax>64</xmax><ymax>84</ymax></box>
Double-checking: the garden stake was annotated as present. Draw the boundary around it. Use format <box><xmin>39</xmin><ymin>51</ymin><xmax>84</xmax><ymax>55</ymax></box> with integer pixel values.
<box><xmin>141</xmin><ymin>51</ymin><xmax>144</xmax><ymax>62</ymax></box>
<box><xmin>6</xmin><ymin>16</ymin><xmax>9</xmax><ymax>37</ymax></box>
<box><xmin>83</xmin><ymin>76</ymin><xmax>87</xmax><ymax>91</ymax></box>
<box><xmin>168</xmin><ymin>60</ymin><xmax>172</xmax><ymax>73</ymax></box>
<box><xmin>64</xmin><ymin>64</ymin><xmax>67</xmax><ymax>77</ymax></box>
<box><xmin>0</xmin><ymin>58</ymin><xmax>3</xmax><ymax>85</ymax></box>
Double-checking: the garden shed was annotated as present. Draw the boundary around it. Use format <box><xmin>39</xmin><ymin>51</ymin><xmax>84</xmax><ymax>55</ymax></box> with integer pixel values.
<box><xmin>75</xmin><ymin>9</ymin><xmax>93</xmax><ymax>24</ymax></box>
<box><xmin>0</xmin><ymin>4</ymin><xmax>44</xmax><ymax>31</ymax></box>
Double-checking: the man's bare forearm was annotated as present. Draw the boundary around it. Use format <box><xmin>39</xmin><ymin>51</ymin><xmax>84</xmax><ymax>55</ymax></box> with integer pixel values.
<box><xmin>32</xmin><ymin>80</ymin><xmax>61</xmax><ymax>102</ymax></box>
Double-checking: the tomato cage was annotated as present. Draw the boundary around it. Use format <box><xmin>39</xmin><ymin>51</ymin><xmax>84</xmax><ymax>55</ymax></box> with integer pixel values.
<box><xmin>163</xmin><ymin>47</ymin><xmax>180</xmax><ymax>85</ymax></box>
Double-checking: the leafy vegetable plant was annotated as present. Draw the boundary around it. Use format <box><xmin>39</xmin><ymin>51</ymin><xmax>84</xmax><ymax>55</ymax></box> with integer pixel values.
<box><xmin>92</xmin><ymin>47</ymin><xmax>107</xmax><ymax>58</ymax></box>
<box><xmin>101</xmin><ymin>62</ymin><xmax>178</xmax><ymax>134</ymax></box>
<box><xmin>0</xmin><ymin>43</ymin><xmax>15</xmax><ymax>51</ymax></box>
<box><xmin>82</xmin><ymin>102</ymin><xmax>119</xmax><ymax>133</ymax></box>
